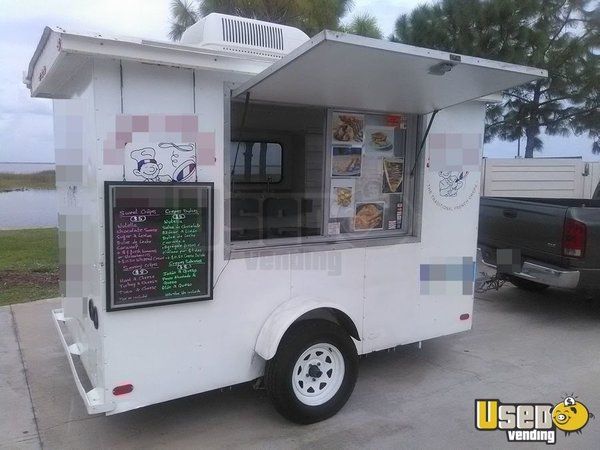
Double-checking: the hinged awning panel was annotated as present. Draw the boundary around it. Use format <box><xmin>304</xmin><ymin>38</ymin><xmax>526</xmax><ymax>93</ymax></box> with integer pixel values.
<box><xmin>232</xmin><ymin>31</ymin><xmax>547</xmax><ymax>114</ymax></box>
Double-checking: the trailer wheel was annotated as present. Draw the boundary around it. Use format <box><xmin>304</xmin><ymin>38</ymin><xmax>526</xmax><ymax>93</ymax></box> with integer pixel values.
<box><xmin>264</xmin><ymin>319</ymin><xmax>358</xmax><ymax>424</ymax></box>
<box><xmin>509</xmin><ymin>276</ymin><xmax>549</xmax><ymax>292</ymax></box>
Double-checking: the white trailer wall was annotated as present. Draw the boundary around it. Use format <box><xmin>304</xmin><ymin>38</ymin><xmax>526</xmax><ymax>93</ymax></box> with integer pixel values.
<box><xmin>53</xmin><ymin>62</ymin><xmax>105</xmax><ymax>390</ymax></box>
<box><xmin>94</xmin><ymin>61</ymin><xmax>480</xmax><ymax>412</ymax></box>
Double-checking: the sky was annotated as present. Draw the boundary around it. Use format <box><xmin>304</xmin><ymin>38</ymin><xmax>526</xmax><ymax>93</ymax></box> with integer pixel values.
<box><xmin>0</xmin><ymin>0</ymin><xmax>597</xmax><ymax>163</ymax></box>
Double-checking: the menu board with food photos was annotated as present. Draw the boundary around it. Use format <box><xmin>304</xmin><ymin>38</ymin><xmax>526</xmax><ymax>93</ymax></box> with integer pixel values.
<box><xmin>328</xmin><ymin>111</ymin><xmax>407</xmax><ymax>235</ymax></box>
<box><xmin>105</xmin><ymin>182</ymin><xmax>213</xmax><ymax>311</ymax></box>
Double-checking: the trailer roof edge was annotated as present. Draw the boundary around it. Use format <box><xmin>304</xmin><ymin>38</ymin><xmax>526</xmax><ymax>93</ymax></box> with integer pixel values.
<box><xmin>25</xmin><ymin>26</ymin><xmax>276</xmax><ymax>98</ymax></box>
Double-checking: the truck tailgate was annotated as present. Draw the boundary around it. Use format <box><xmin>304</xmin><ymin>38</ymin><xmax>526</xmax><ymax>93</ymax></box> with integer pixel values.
<box><xmin>479</xmin><ymin>197</ymin><xmax>567</xmax><ymax>264</ymax></box>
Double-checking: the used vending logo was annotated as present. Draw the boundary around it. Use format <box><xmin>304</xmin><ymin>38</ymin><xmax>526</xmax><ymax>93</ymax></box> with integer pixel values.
<box><xmin>475</xmin><ymin>396</ymin><xmax>593</xmax><ymax>444</ymax></box>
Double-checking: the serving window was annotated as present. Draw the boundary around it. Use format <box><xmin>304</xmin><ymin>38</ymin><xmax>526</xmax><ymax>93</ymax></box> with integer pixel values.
<box><xmin>230</xmin><ymin>141</ymin><xmax>283</xmax><ymax>184</ymax></box>
<box><xmin>227</xmin><ymin>100</ymin><xmax>419</xmax><ymax>252</ymax></box>
<box><xmin>325</xmin><ymin>111</ymin><xmax>410</xmax><ymax>237</ymax></box>
<box><xmin>229</xmin><ymin>102</ymin><xmax>326</xmax><ymax>243</ymax></box>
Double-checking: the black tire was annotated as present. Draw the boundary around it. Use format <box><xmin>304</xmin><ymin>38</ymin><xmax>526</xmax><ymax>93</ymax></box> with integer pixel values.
<box><xmin>264</xmin><ymin>319</ymin><xmax>358</xmax><ymax>424</ymax></box>
<box><xmin>509</xmin><ymin>276</ymin><xmax>549</xmax><ymax>292</ymax></box>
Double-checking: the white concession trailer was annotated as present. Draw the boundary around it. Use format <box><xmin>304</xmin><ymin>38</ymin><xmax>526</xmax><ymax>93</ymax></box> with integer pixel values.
<box><xmin>25</xmin><ymin>13</ymin><xmax>546</xmax><ymax>423</ymax></box>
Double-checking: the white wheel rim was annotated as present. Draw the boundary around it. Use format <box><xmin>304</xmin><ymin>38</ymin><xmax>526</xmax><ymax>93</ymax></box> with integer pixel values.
<box><xmin>292</xmin><ymin>343</ymin><xmax>345</xmax><ymax>406</ymax></box>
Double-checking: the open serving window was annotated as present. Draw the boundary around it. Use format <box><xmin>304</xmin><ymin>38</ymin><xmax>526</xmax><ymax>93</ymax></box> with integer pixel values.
<box><xmin>325</xmin><ymin>110</ymin><xmax>417</xmax><ymax>238</ymax></box>
<box><xmin>227</xmin><ymin>103</ymin><xmax>418</xmax><ymax>249</ymax></box>
<box><xmin>226</xmin><ymin>31</ymin><xmax>546</xmax><ymax>254</ymax></box>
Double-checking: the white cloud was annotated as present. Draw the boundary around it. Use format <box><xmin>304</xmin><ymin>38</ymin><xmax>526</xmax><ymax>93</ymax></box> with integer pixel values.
<box><xmin>0</xmin><ymin>1</ymin><xmax>171</xmax><ymax>40</ymax></box>
<box><xmin>0</xmin><ymin>0</ymin><xmax>172</xmax><ymax>162</ymax></box>
<box><xmin>0</xmin><ymin>0</ymin><xmax>596</xmax><ymax>162</ymax></box>
<box><xmin>0</xmin><ymin>111</ymin><xmax>54</xmax><ymax>163</ymax></box>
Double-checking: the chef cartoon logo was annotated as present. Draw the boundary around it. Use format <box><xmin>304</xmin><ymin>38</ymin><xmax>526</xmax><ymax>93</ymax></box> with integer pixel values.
<box><xmin>426</xmin><ymin>168</ymin><xmax>478</xmax><ymax>211</ymax></box>
<box><xmin>160</xmin><ymin>142</ymin><xmax>197</xmax><ymax>182</ymax></box>
<box><xmin>130</xmin><ymin>147</ymin><xmax>172</xmax><ymax>182</ymax></box>
<box><xmin>475</xmin><ymin>395</ymin><xmax>593</xmax><ymax>444</ymax></box>
<box><xmin>126</xmin><ymin>142</ymin><xmax>197</xmax><ymax>182</ymax></box>
<box><xmin>438</xmin><ymin>171</ymin><xmax>467</xmax><ymax>197</ymax></box>
<box><xmin>426</xmin><ymin>133</ymin><xmax>481</xmax><ymax>211</ymax></box>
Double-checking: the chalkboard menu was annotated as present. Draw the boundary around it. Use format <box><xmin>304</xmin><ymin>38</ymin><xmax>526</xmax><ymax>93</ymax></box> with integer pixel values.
<box><xmin>105</xmin><ymin>182</ymin><xmax>213</xmax><ymax>311</ymax></box>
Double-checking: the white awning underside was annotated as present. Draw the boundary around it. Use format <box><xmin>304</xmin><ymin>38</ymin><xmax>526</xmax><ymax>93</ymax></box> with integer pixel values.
<box><xmin>233</xmin><ymin>31</ymin><xmax>547</xmax><ymax>114</ymax></box>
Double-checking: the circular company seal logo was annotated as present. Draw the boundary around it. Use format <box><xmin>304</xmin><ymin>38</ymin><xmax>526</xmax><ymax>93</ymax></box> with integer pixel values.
<box><xmin>427</xmin><ymin>170</ymin><xmax>479</xmax><ymax>211</ymax></box>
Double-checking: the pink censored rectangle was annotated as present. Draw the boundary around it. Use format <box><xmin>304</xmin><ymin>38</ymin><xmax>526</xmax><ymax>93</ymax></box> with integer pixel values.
<box><xmin>429</xmin><ymin>133</ymin><xmax>481</xmax><ymax>172</ymax></box>
<box><xmin>462</xmin><ymin>133</ymin><xmax>481</xmax><ymax>150</ymax></box>
<box><xmin>445</xmin><ymin>133</ymin><xmax>462</xmax><ymax>149</ymax></box>
<box><xmin>181</xmin><ymin>132</ymin><xmax>196</xmax><ymax>142</ymax></box>
<box><xmin>149</xmin><ymin>115</ymin><xmax>165</xmax><ymax>132</ymax></box>
<box><xmin>115</xmin><ymin>115</ymin><xmax>132</xmax><ymax>133</ymax></box>
<box><xmin>196</xmin><ymin>132</ymin><xmax>214</xmax><ymax>149</ymax></box>
<box><xmin>196</xmin><ymin>132</ymin><xmax>215</xmax><ymax>165</ymax></box>
<box><xmin>104</xmin><ymin>114</ymin><xmax>214</xmax><ymax>167</ymax></box>
<box><xmin>103</xmin><ymin>147</ymin><xmax>124</xmax><ymax>165</ymax></box>
<box><xmin>181</xmin><ymin>115</ymin><xmax>198</xmax><ymax>132</ymax></box>
<box><xmin>132</xmin><ymin>115</ymin><xmax>149</xmax><ymax>132</ymax></box>
<box><xmin>115</xmin><ymin>132</ymin><xmax>132</xmax><ymax>148</ymax></box>
<box><xmin>165</xmin><ymin>115</ymin><xmax>183</xmax><ymax>132</ymax></box>
<box><xmin>463</xmin><ymin>148</ymin><xmax>480</xmax><ymax>166</ymax></box>
<box><xmin>429</xmin><ymin>134</ymin><xmax>445</xmax><ymax>150</ymax></box>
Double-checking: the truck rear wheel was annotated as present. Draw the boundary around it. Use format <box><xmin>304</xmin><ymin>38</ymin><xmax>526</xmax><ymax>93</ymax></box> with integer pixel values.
<box><xmin>509</xmin><ymin>276</ymin><xmax>549</xmax><ymax>292</ymax></box>
<box><xmin>264</xmin><ymin>319</ymin><xmax>358</xmax><ymax>424</ymax></box>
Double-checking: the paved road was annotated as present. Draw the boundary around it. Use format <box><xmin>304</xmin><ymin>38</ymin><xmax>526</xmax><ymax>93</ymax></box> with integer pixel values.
<box><xmin>2</xmin><ymin>285</ymin><xmax>600</xmax><ymax>449</ymax></box>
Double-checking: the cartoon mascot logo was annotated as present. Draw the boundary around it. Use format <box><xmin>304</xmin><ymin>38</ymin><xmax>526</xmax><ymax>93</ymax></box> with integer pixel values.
<box><xmin>552</xmin><ymin>395</ymin><xmax>594</xmax><ymax>435</ymax></box>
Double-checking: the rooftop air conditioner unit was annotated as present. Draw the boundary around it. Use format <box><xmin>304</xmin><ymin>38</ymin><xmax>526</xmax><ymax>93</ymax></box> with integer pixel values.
<box><xmin>180</xmin><ymin>13</ymin><xmax>310</xmax><ymax>59</ymax></box>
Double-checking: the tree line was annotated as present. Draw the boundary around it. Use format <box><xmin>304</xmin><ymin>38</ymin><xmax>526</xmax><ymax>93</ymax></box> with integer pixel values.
<box><xmin>170</xmin><ymin>0</ymin><xmax>599</xmax><ymax>157</ymax></box>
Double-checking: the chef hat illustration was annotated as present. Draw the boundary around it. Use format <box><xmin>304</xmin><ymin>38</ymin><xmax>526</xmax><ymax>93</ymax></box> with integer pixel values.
<box><xmin>158</xmin><ymin>142</ymin><xmax>197</xmax><ymax>182</ymax></box>
<box><xmin>130</xmin><ymin>147</ymin><xmax>158</xmax><ymax>170</ymax></box>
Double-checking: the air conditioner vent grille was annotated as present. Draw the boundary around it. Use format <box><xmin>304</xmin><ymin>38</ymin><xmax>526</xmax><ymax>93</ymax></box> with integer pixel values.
<box><xmin>221</xmin><ymin>17</ymin><xmax>284</xmax><ymax>50</ymax></box>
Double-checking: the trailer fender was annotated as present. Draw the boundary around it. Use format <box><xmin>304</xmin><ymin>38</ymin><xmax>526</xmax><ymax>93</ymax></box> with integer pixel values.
<box><xmin>255</xmin><ymin>296</ymin><xmax>360</xmax><ymax>360</ymax></box>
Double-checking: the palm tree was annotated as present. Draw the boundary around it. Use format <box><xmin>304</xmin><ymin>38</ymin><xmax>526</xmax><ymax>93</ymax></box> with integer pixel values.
<box><xmin>341</xmin><ymin>13</ymin><xmax>382</xmax><ymax>39</ymax></box>
<box><xmin>169</xmin><ymin>0</ymin><xmax>354</xmax><ymax>41</ymax></box>
<box><xmin>169</xmin><ymin>0</ymin><xmax>199</xmax><ymax>41</ymax></box>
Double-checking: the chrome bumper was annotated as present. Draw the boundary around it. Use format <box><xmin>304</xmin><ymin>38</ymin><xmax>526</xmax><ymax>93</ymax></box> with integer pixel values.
<box><xmin>513</xmin><ymin>261</ymin><xmax>580</xmax><ymax>289</ymax></box>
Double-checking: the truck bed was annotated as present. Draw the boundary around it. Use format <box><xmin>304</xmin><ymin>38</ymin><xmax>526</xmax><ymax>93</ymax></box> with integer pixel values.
<box><xmin>478</xmin><ymin>197</ymin><xmax>600</xmax><ymax>292</ymax></box>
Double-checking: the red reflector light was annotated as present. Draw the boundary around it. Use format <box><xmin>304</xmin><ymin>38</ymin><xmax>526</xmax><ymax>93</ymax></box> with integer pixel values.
<box><xmin>460</xmin><ymin>313</ymin><xmax>470</xmax><ymax>321</ymax></box>
<box><xmin>562</xmin><ymin>218</ymin><xmax>586</xmax><ymax>258</ymax></box>
<box><xmin>112</xmin><ymin>384</ymin><xmax>134</xmax><ymax>396</ymax></box>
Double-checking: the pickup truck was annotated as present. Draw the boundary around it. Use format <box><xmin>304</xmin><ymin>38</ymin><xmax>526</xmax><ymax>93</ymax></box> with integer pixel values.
<box><xmin>478</xmin><ymin>195</ymin><xmax>600</xmax><ymax>293</ymax></box>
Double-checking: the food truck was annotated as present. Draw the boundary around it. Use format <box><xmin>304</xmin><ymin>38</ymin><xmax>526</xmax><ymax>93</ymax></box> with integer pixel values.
<box><xmin>24</xmin><ymin>13</ymin><xmax>546</xmax><ymax>424</ymax></box>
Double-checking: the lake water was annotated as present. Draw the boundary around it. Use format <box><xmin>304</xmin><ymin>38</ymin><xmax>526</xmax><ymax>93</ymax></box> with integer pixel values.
<box><xmin>0</xmin><ymin>163</ymin><xmax>57</xmax><ymax>229</ymax></box>
<box><xmin>0</xmin><ymin>162</ymin><xmax>55</xmax><ymax>173</ymax></box>
<box><xmin>0</xmin><ymin>190</ymin><xmax>58</xmax><ymax>229</ymax></box>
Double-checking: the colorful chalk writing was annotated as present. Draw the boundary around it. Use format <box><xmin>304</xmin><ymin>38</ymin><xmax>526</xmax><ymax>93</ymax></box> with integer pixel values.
<box><xmin>107</xmin><ymin>183</ymin><xmax>213</xmax><ymax>310</ymax></box>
